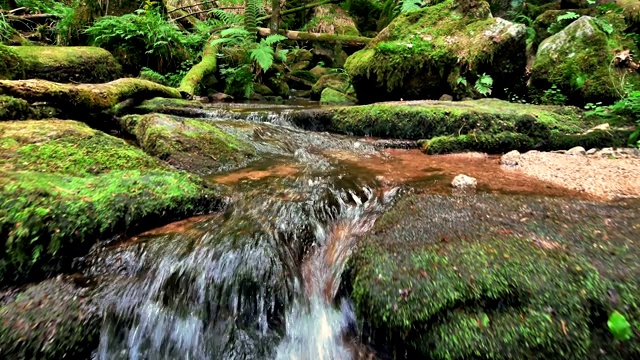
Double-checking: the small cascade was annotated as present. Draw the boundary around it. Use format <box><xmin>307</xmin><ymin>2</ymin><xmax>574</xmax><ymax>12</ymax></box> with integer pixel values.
<box><xmin>96</xmin><ymin>175</ymin><xmax>398</xmax><ymax>360</ymax></box>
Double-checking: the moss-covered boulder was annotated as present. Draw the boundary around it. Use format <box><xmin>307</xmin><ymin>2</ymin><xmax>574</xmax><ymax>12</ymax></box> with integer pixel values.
<box><xmin>345</xmin><ymin>0</ymin><xmax>527</xmax><ymax>103</ymax></box>
<box><xmin>0</xmin><ymin>45</ymin><xmax>20</xmax><ymax>80</ymax></box>
<box><xmin>267</xmin><ymin>77</ymin><xmax>291</xmax><ymax>97</ymax></box>
<box><xmin>311</xmin><ymin>72</ymin><xmax>352</xmax><ymax>100</ymax></box>
<box><xmin>0</xmin><ymin>276</ymin><xmax>100</xmax><ymax>359</ymax></box>
<box><xmin>0</xmin><ymin>120</ymin><xmax>220</xmax><ymax>284</ymax></box>
<box><xmin>1</xmin><ymin>46</ymin><xmax>121</xmax><ymax>83</ymax></box>
<box><xmin>122</xmin><ymin>113</ymin><xmax>256</xmax><ymax>174</ymax></box>
<box><xmin>349</xmin><ymin>194</ymin><xmax>640</xmax><ymax>358</ymax></box>
<box><xmin>530</xmin><ymin>15</ymin><xmax>640</xmax><ymax>105</ymax></box>
<box><xmin>531</xmin><ymin>9</ymin><xmax>595</xmax><ymax>51</ymax></box>
<box><xmin>303</xmin><ymin>4</ymin><xmax>361</xmax><ymax>36</ymax></box>
<box><xmin>320</xmin><ymin>88</ymin><xmax>357</xmax><ymax>104</ymax></box>
<box><xmin>0</xmin><ymin>96</ymin><xmax>59</xmax><ymax>120</ymax></box>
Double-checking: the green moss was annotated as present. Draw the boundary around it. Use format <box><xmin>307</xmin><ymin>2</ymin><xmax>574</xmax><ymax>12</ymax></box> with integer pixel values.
<box><xmin>345</xmin><ymin>0</ymin><xmax>526</xmax><ymax>103</ymax></box>
<box><xmin>5</xmin><ymin>46</ymin><xmax>121</xmax><ymax>83</ymax></box>
<box><xmin>320</xmin><ymin>88</ymin><xmax>357</xmax><ymax>104</ymax></box>
<box><xmin>0</xmin><ymin>120</ymin><xmax>221</xmax><ymax>284</ymax></box>
<box><xmin>530</xmin><ymin>15</ymin><xmax>640</xmax><ymax>106</ymax></box>
<box><xmin>0</xmin><ymin>96</ymin><xmax>34</xmax><ymax>120</ymax></box>
<box><xmin>311</xmin><ymin>73</ymin><xmax>351</xmax><ymax>100</ymax></box>
<box><xmin>132</xmin><ymin>114</ymin><xmax>256</xmax><ymax>174</ymax></box>
<box><xmin>0</xmin><ymin>277</ymin><xmax>99</xmax><ymax>359</ymax></box>
<box><xmin>328</xmin><ymin>98</ymin><xmax>584</xmax><ymax>140</ymax></box>
<box><xmin>349</xmin><ymin>194</ymin><xmax>640</xmax><ymax>358</ymax></box>
<box><xmin>302</xmin><ymin>4</ymin><xmax>361</xmax><ymax>36</ymax></box>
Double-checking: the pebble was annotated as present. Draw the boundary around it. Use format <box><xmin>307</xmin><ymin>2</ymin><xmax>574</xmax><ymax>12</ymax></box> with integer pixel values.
<box><xmin>500</xmin><ymin>150</ymin><xmax>521</xmax><ymax>167</ymax></box>
<box><xmin>451</xmin><ymin>174</ymin><xmax>477</xmax><ymax>189</ymax></box>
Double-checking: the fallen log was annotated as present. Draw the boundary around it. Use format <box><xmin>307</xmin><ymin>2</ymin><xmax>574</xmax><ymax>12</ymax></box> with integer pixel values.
<box><xmin>177</xmin><ymin>35</ymin><xmax>219</xmax><ymax>99</ymax></box>
<box><xmin>257</xmin><ymin>0</ymin><xmax>338</xmax><ymax>22</ymax></box>
<box><xmin>257</xmin><ymin>28</ymin><xmax>371</xmax><ymax>46</ymax></box>
<box><xmin>0</xmin><ymin>78</ymin><xmax>182</xmax><ymax>112</ymax></box>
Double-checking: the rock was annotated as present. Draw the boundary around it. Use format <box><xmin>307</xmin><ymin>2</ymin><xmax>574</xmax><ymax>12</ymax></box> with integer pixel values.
<box><xmin>0</xmin><ymin>95</ymin><xmax>59</xmax><ymax>120</ymax></box>
<box><xmin>253</xmin><ymin>82</ymin><xmax>274</xmax><ymax>96</ymax></box>
<box><xmin>310</xmin><ymin>65</ymin><xmax>332</xmax><ymax>78</ymax></box>
<box><xmin>439</xmin><ymin>94</ymin><xmax>454</xmax><ymax>101</ymax></box>
<box><xmin>345</xmin><ymin>0</ymin><xmax>526</xmax><ymax>103</ymax></box>
<box><xmin>348</xmin><ymin>194</ymin><xmax>640</xmax><ymax>358</ymax></box>
<box><xmin>320</xmin><ymin>88</ymin><xmax>358</xmax><ymax>104</ymax></box>
<box><xmin>530</xmin><ymin>16</ymin><xmax>640</xmax><ymax>105</ymax></box>
<box><xmin>267</xmin><ymin>77</ymin><xmax>291</xmax><ymax>98</ymax></box>
<box><xmin>291</xmin><ymin>61</ymin><xmax>312</xmax><ymax>71</ymax></box>
<box><xmin>208</xmin><ymin>91</ymin><xmax>234</xmax><ymax>102</ymax></box>
<box><xmin>586</xmin><ymin>147</ymin><xmax>598</xmax><ymax>155</ymax></box>
<box><xmin>500</xmin><ymin>149</ymin><xmax>521</xmax><ymax>166</ymax></box>
<box><xmin>123</xmin><ymin>114</ymin><xmax>257</xmax><ymax>175</ymax></box>
<box><xmin>311</xmin><ymin>73</ymin><xmax>352</xmax><ymax>100</ymax></box>
<box><xmin>597</xmin><ymin>147</ymin><xmax>616</xmax><ymax>158</ymax></box>
<box><xmin>0</xmin><ymin>45</ymin><xmax>121</xmax><ymax>83</ymax></box>
<box><xmin>286</xmin><ymin>70</ymin><xmax>319</xmax><ymax>90</ymax></box>
<box><xmin>303</xmin><ymin>4</ymin><xmax>360</xmax><ymax>36</ymax></box>
<box><xmin>567</xmin><ymin>146</ymin><xmax>586</xmax><ymax>156</ymax></box>
<box><xmin>587</xmin><ymin>123</ymin><xmax>610</xmax><ymax>133</ymax></box>
<box><xmin>0</xmin><ymin>277</ymin><xmax>101</xmax><ymax>359</ymax></box>
<box><xmin>291</xmin><ymin>89</ymin><xmax>312</xmax><ymax>98</ymax></box>
<box><xmin>0</xmin><ymin>120</ymin><xmax>221</xmax><ymax>284</ymax></box>
<box><xmin>451</xmin><ymin>174</ymin><xmax>477</xmax><ymax>189</ymax></box>
<box><xmin>285</xmin><ymin>49</ymin><xmax>313</xmax><ymax>67</ymax></box>
<box><xmin>531</xmin><ymin>9</ymin><xmax>593</xmax><ymax>50</ymax></box>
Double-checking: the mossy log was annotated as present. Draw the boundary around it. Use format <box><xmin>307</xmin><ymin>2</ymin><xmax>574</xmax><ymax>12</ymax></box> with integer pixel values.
<box><xmin>257</xmin><ymin>28</ymin><xmax>371</xmax><ymax>46</ymax></box>
<box><xmin>177</xmin><ymin>35</ymin><xmax>219</xmax><ymax>99</ymax></box>
<box><xmin>1</xmin><ymin>46</ymin><xmax>121</xmax><ymax>83</ymax></box>
<box><xmin>0</xmin><ymin>78</ymin><xmax>182</xmax><ymax>112</ymax></box>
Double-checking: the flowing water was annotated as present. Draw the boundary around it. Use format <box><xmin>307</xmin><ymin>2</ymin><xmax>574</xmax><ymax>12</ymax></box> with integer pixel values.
<box><xmin>91</xmin><ymin>103</ymin><xmax>593</xmax><ymax>359</ymax></box>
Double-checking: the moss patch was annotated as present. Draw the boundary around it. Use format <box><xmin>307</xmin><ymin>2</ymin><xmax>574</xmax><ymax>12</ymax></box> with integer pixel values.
<box><xmin>0</xmin><ymin>277</ymin><xmax>100</xmax><ymax>359</ymax></box>
<box><xmin>530</xmin><ymin>15</ymin><xmax>640</xmax><ymax>106</ymax></box>
<box><xmin>302</xmin><ymin>4</ymin><xmax>361</xmax><ymax>36</ymax></box>
<box><xmin>0</xmin><ymin>96</ymin><xmax>59</xmax><ymax>120</ymax></box>
<box><xmin>4</xmin><ymin>46</ymin><xmax>121</xmax><ymax>83</ymax></box>
<box><xmin>345</xmin><ymin>0</ymin><xmax>526</xmax><ymax>103</ymax></box>
<box><xmin>126</xmin><ymin>114</ymin><xmax>257</xmax><ymax>175</ymax></box>
<box><xmin>349</xmin><ymin>194</ymin><xmax>640</xmax><ymax>358</ymax></box>
<box><xmin>0</xmin><ymin>120</ymin><xmax>221</xmax><ymax>284</ymax></box>
<box><xmin>311</xmin><ymin>72</ymin><xmax>352</xmax><ymax>100</ymax></box>
<box><xmin>320</xmin><ymin>88</ymin><xmax>357</xmax><ymax>104</ymax></box>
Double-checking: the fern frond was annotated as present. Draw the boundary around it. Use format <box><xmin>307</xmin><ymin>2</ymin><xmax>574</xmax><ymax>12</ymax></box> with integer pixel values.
<box><xmin>400</xmin><ymin>0</ymin><xmax>423</xmax><ymax>13</ymax></box>
<box><xmin>263</xmin><ymin>34</ymin><xmax>287</xmax><ymax>46</ymax></box>
<box><xmin>277</xmin><ymin>49</ymin><xmax>289</xmax><ymax>62</ymax></box>
<box><xmin>221</xmin><ymin>27</ymin><xmax>250</xmax><ymax>38</ymax></box>
<box><xmin>557</xmin><ymin>12</ymin><xmax>579</xmax><ymax>21</ymax></box>
<box><xmin>250</xmin><ymin>44</ymin><xmax>275</xmax><ymax>72</ymax></box>
<box><xmin>244</xmin><ymin>0</ymin><xmax>259</xmax><ymax>42</ymax></box>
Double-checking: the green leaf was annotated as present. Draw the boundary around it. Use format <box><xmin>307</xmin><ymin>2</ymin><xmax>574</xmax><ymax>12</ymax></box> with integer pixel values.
<box><xmin>557</xmin><ymin>12</ymin><xmax>580</xmax><ymax>22</ymax></box>
<box><xmin>608</xmin><ymin>311</ymin><xmax>633</xmax><ymax>341</ymax></box>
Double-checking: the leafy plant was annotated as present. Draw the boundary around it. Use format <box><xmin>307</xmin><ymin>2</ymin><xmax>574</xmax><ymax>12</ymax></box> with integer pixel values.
<box><xmin>557</xmin><ymin>11</ymin><xmax>580</xmax><ymax>22</ymax></box>
<box><xmin>474</xmin><ymin>73</ymin><xmax>493</xmax><ymax>96</ymax></box>
<box><xmin>456</xmin><ymin>76</ymin><xmax>468</xmax><ymax>87</ymax></box>
<box><xmin>608</xmin><ymin>311</ymin><xmax>633</xmax><ymax>341</ymax></box>
<box><xmin>0</xmin><ymin>14</ymin><xmax>13</xmax><ymax>43</ymax></box>
<box><xmin>540</xmin><ymin>84</ymin><xmax>567</xmax><ymax>105</ymax></box>
<box><xmin>548</xmin><ymin>11</ymin><xmax>580</xmax><ymax>35</ymax></box>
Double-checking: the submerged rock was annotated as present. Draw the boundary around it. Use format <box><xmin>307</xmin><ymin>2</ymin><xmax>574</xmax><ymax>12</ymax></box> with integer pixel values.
<box><xmin>348</xmin><ymin>193</ymin><xmax>640</xmax><ymax>358</ymax></box>
<box><xmin>345</xmin><ymin>0</ymin><xmax>526</xmax><ymax>103</ymax></box>
<box><xmin>530</xmin><ymin>15</ymin><xmax>640</xmax><ymax>105</ymax></box>
<box><xmin>0</xmin><ymin>120</ymin><xmax>221</xmax><ymax>284</ymax></box>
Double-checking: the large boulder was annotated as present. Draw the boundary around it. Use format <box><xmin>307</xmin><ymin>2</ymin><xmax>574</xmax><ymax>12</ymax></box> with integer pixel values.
<box><xmin>345</xmin><ymin>0</ymin><xmax>527</xmax><ymax>103</ymax></box>
<box><xmin>349</xmin><ymin>193</ymin><xmax>640</xmax><ymax>358</ymax></box>
<box><xmin>0</xmin><ymin>46</ymin><xmax>121</xmax><ymax>83</ymax></box>
<box><xmin>303</xmin><ymin>4</ymin><xmax>361</xmax><ymax>36</ymax></box>
<box><xmin>310</xmin><ymin>72</ymin><xmax>353</xmax><ymax>100</ymax></box>
<box><xmin>530</xmin><ymin>15</ymin><xmax>640</xmax><ymax>105</ymax></box>
<box><xmin>0</xmin><ymin>120</ymin><xmax>221</xmax><ymax>284</ymax></box>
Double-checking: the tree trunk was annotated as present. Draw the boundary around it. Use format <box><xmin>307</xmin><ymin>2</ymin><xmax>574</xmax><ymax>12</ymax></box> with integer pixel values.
<box><xmin>270</xmin><ymin>0</ymin><xmax>281</xmax><ymax>33</ymax></box>
<box><xmin>177</xmin><ymin>35</ymin><xmax>220</xmax><ymax>99</ymax></box>
<box><xmin>257</xmin><ymin>28</ymin><xmax>371</xmax><ymax>46</ymax></box>
<box><xmin>0</xmin><ymin>78</ymin><xmax>181</xmax><ymax>112</ymax></box>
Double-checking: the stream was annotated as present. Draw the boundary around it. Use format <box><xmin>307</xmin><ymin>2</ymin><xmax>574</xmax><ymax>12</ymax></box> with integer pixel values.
<box><xmin>85</xmin><ymin>102</ymin><xmax>614</xmax><ymax>359</ymax></box>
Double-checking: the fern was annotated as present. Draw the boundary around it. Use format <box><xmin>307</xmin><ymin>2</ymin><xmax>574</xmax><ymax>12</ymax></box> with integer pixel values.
<box><xmin>557</xmin><ymin>12</ymin><xmax>579</xmax><ymax>22</ymax></box>
<box><xmin>474</xmin><ymin>73</ymin><xmax>493</xmax><ymax>96</ymax></box>
<box><xmin>250</xmin><ymin>45</ymin><xmax>275</xmax><ymax>72</ymax></box>
<box><xmin>263</xmin><ymin>34</ymin><xmax>287</xmax><ymax>46</ymax></box>
<box><xmin>399</xmin><ymin>0</ymin><xmax>423</xmax><ymax>13</ymax></box>
<box><xmin>244</xmin><ymin>0</ymin><xmax>259</xmax><ymax>42</ymax></box>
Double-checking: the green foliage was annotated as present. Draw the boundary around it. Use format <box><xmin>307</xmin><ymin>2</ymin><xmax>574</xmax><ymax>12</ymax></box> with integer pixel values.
<box><xmin>474</xmin><ymin>73</ymin><xmax>493</xmax><ymax>96</ymax></box>
<box><xmin>85</xmin><ymin>7</ymin><xmax>203</xmax><ymax>73</ymax></box>
<box><xmin>608</xmin><ymin>311</ymin><xmax>633</xmax><ymax>341</ymax></box>
<box><xmin>0</xmin><ymin>14</ymin><xmax>12</xmax><ymax>43</ymax></box>
<box><xmin>557</xmin><ymin>12</ymin><xmax>580</xmax><ymax>22</ymax></box>
<box><xmin>541</xmin><ymin>84</ymin><xmax>568</xmax><ymax>105</ymax></box>
<box><xmin>244</xmin><ymin>0</ymin><xmax>260</xmax><ymax>42</ymax></box>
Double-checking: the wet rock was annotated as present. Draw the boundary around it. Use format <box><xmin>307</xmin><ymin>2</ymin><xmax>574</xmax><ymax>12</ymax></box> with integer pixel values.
<box><xmin>567</xmin><ymin>146</ymin><xmax>586</xmax><ymax>156</ymax></box>
<box><xmin>0</xmin><ymin>276</ymin><xmax>100</xmax><ymax>359</ymax></box>
<box><xmin>0</xmin><ymin>120</ymin><xmax>222</xmax><ymax>284</ymax></box>
<box><xmin>500</xmin><ymin>149</ymin><xmax>521</xmax><ymax>166</ymax></box>
<box><xmin>345</xmin><ymin>0</ymin><xmax>526</xmax><ymax>103</ymax></box>
<box><xmin>530</xmin><ymin>16</ymin><xmax>640</xmax><ymax>105</ymax></box>
<box><xmin>349</xmin><ymin>194</ymin><xmax>640</xmax><ymax>358</ymax></box>
<box><xmin>208</xmin><ymin>91</ymin><xmax>235</xmax><ymax>102</ymax></box>
<box><xmin>451</xmin><ymin>174</ymin><xmax>477</xmax><ymax>189</ymax></box>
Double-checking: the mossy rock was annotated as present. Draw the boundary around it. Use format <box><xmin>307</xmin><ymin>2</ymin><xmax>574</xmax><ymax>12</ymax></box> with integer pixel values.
<box><xmin>310</xmin><ymin>65</ymin><xmax>333</xmax><ymax>78</ymax></box>
<box><xmin>348</xmin><ymin>194</ymin><xmax>640</xmax><ymax>358</ymax></box>
<box><xmin>0</xmin><ymin>120</ymin><xmax>221</xmax><ymax>284</ymax></box>
<box><xmin>0</xmin><ymin>96</ymin><xmax>59</xmax><ymax>120</ymax></box>
<box><xmin>4</xmin><ymin>46</ymin><xmax>121</xmax><ymax>83</ymax></box>
<box><xmin>530</xmin><ymin>15</ymin><xmax>640</xmax><ymax>106</ymax></box>
<box><xmin>0</xmin><ymin>277</ymin><xmax>100</xmax><ymax>359</ymax></box>
<box><xmin>267</xmin><ymin>77</ymin><xmax>291</xmax><ymax>97</ymax></box>
<box><xmin>286</xmin><ymin>70</ymin><xmax>319</xmax><ymax>90</ymax></box>
<box><xmin>531</xmin><ymin>9</ymin><xmax>597</xmax><ymax>51</ymax></box>
<box><xmin>311</xmin><ymin>72</ymin><xmax>352</xmax><ymax>100</ymax></box>
<box><xmin>0</xmin><ymin>45</ymin><xmax>21</xmax><ymax>80</ymax></box>
<box><xmin>285</xmin><ymin>49</ymin><xmax>314</xmax><ymax>67</ymax></box>
<box><xmin>320</xmin><ymin>88</ymin><xmax>357</xmax><ymax>104</ymax></box>
<box><xmin>302</xmin><ymin>4</ymin><xmax>361</xmax><ymax>36</ymax></box>
<box><xmin>124</xmin><ymin>113</ymin><xmax>257</xmax><ymax>174</ymax></box>
<box><xmin>345</xmin><ymin>0</ymin><xmax>527</xmax><ymax>103</ymax></box>
<box><xmin>327</xmin><ymin>98</ymin><xmax>585</xmax><ymax>140</ymax></box>
<box><xmin>291</xmin><ymin>61</ymin><xmax>312</xmax><ymax>71</ymax></box>
<box><xmin>254</xmin><ymin>82</ymin><xmax>274</xmax><ymax>96</ymax></box>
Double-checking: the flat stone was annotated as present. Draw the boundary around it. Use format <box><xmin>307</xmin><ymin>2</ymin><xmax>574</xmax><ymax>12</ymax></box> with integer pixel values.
<box><xmin>586</xmin><ymin>148</ymin><xmax>598</xmax><ymax>155</ymax></box>
<box><xmin>451</xmin><ymin>174</ymin><xmax>477</xmax><ymax>189</ymax></box>
<box><xmin>500</xmin><ymin>150</ymin><xmax>521</xmax><ymax>167</ymax></box>
<box><xmin>567</xmin><ymin>146</ymin><xmax>586</xmax><ymax>156</ymax></box>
